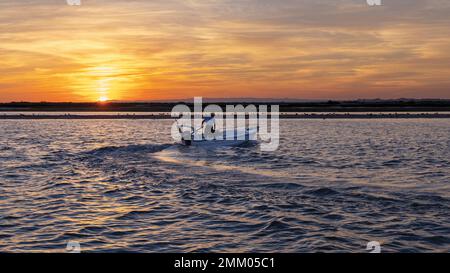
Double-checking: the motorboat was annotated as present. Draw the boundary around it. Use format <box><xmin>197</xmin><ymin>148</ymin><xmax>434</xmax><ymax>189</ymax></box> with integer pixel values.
<box><xmin>177</xmin><ymin>124</ymin><xmax>257</xmax><ymax>147</ymax></box>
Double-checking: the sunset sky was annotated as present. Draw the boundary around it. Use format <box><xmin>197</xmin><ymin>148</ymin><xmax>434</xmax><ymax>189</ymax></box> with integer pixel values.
<box><xmin>1</xmin><ymin>0</ymin><xmax>450</xmax><ymax>102</ymax></box>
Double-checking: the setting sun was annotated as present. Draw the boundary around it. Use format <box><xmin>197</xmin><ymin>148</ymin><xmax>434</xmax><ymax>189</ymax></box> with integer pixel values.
<box><xmin>98</xmin><ymin>96</ymin><xmax>109</xmax><ymax>102</ymax></box>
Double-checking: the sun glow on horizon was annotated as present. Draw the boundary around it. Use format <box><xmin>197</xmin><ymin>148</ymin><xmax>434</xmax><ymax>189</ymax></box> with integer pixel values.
<box><xmin>71</xmin><ymin>65</ymin><xmax>132</xmax><ymax>102</ymax></box>
<box><xmin>97</xmin><ymin>96</ymin><xmax>109</xmax><ymax>102</ymax></box>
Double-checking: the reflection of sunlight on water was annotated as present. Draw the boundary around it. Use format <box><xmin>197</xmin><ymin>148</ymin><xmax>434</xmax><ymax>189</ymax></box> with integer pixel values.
<box><xmin>154</xmin><ymin>146</ymin><xmax>288</xmax><ymax>178</ymax></box>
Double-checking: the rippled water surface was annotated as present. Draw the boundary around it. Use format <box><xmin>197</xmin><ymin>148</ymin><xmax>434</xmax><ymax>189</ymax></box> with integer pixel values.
<box><xmin>0</xmin><ymin>119</ymin><xmax>449</xmax><ymax>252</ymax></box>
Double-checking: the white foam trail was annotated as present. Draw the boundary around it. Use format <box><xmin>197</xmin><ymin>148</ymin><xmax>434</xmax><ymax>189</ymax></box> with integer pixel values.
<box><xmin>154</xmin><ymin>146</ymin><xmax>288</xmax><ymax>178</ymax></box>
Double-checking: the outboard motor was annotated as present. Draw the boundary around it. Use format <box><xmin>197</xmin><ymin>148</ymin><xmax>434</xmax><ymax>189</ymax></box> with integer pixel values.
<box><xmin>181</xmin><ymin>131</ymin><xmax>192</xmax><ymax>146</ymax></box>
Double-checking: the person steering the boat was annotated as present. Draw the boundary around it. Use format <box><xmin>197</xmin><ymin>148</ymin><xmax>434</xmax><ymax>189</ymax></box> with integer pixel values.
<box><xmin>202</xmin><ymin>113</ymin><xmax>216</xmax><ymax>134</ymax></box>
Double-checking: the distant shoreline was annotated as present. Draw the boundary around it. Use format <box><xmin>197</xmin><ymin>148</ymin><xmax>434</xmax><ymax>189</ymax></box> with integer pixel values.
<box><xmin>1</xmin><ymin>100</ymin><xmax>450</xmax><ymax>114</ymax></box>
<box><xmin>2</xmin><ymin>113</ymin><xmax>450</xmax><ymax>119</ymax></box>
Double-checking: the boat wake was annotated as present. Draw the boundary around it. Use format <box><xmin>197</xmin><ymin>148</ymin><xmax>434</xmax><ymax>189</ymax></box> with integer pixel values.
<box><xmin>85</xmin><ymin>144</ymin><xmax>171</xmax><ymax>157</ymax></box>
<box><xmin>154</xmin><ymin>145</ymin><xmax>289</xmax><ymax>178</ymax></box>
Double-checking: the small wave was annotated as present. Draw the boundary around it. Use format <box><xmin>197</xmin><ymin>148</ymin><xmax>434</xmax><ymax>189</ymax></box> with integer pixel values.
<box><xmin>414</xmin><ymin>194</ymin><xmax>448</xmax><ymax>203</ymax></box>
<box><xmin>254</xmin><ymin>219</ymin><xmax>292</xmax><ymax>237</ymax></box>
<box><xmin>0</xmin><ymin>234</ymin><xmax>12</xmax><ymax>239</ymax></box>
<box><xmin>323</xmin><ymin>214</ymin><xmax>345</xmax><ymax>221</ymax></box>
<box><xmin>235</xmin><ymin>141</ymin><xmax>259</xmax><ymax>148</ymax></box>
<box><xmin>382</xmin><ymin>159</ymin><xmax>403</xmax><ymax>166</ymax></box>
<box><xmin>256</xmin><ymin>182</ymin><xmax>304</xmax><ymax>190</ymax></box>
<box><xmin>116</xmin><ymin>210</ymin><xmax>154</xmax><ymax>220</ymax></box>
<box><xmin>410</xmin><ymin>202</ymin><xmax>447</xmax><ymax>210</ymax></box>
<box><xmin>0</xmin><ymin>215</ymin><xmax>21</xmax><ymax>221</ymax></box>
<box><xmin>78</xmin><ymin>226</ymin><xmax>109</xmax><ymax>234</ymax></box>
<box><xmin>104</xmin><ymin>230</ymin><xmax>137</xmax><ymax>238</ymax></box>
<box><xmin>103</xmin><ymin>188</ymin><xmax>123</xmax><ymax>196</ymax></box>
<box><xmin>305</xmin><ymin>187</ymin><xmax>339</xmax><ymax>196</ymax></box>
<box><xmin>422</xmin><ymin>235</ymin><xmax>450</xmax><ymax>246</ymax></box>
<box><xmin>45</xmin><ymin>181</ymin><xmax>72</xmax><ymax>189</ymax></box>
<box><xmin>349</xmin><ymin>192</ymin><xmax>399</xmax><ymax>203</ymax></box>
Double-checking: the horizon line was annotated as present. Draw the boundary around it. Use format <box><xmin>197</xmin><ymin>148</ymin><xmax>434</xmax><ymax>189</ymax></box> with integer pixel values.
<box><xmin>2</xmin><ymin>97</ymin><xmax>450</xmax><ymax>104</ymax></box>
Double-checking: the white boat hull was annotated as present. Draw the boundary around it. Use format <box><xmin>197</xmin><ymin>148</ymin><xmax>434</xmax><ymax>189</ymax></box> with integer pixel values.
<box><xmin>181</xmin><ymin>128</ymin><xmax>257</xmax><ymax>147</ymax></box>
